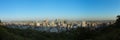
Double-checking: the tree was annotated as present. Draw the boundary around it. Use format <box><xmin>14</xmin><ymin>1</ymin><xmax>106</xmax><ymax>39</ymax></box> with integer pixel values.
<box><xmin>115</xmin><ymin>15</ymin><xmax>120</xmax><ymax>27</ymax></box>
<box><xmin>0</xmin><ymin>19</ymin><xmax>1</xmax><ymax>23</ymax></box>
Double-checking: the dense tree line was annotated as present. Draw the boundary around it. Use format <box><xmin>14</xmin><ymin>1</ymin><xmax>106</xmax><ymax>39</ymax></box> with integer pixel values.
<box><xmin>0</xmin><ymin>15</ymin><xmax>120</xmax><ymax>40</ymax></box>
<box><xmin>0</xmin><ymin>20</ymin><xmax>1</xmax><ymax>23</ymax></box>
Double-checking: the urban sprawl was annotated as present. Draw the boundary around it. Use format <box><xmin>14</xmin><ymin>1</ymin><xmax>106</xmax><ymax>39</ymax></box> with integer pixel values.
<box><xmin>0</xmin><ymin>19</ymin><xmax>115</xmax><ymax>32</ymax></box>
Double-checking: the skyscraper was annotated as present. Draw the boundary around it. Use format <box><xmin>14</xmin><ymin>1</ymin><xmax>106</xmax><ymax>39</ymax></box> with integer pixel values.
<box><xmin>82</xmin><ymin>21</ymin><xmax>87</xmax><ymax>27</ymax></box>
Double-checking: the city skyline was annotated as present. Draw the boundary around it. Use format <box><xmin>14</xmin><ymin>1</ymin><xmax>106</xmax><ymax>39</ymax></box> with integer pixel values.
<box><xmin>0</xmin><ymin>0</ymin><xmax>120</xmax><ymax>20</ymax></box>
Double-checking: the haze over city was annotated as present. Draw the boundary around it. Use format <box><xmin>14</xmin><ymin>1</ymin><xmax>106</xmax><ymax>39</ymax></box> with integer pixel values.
<box><xmin>0</xmin><ymin>0</ymin><xmax>120</xmax><ymax>21</ymax></box>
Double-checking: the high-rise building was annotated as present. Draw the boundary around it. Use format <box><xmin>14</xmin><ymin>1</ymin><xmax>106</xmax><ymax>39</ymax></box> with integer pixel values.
<box><xmin>50</xmin><ymin>21</ymin><xmax>56</xmax><ymax>27</ymax></box>
<box><xmin>82</xmin><ymin>21</ymin><xmax>87</xmax><ymax>27</ymax></box>
<box><xmin>36</xmin><ymin>22</ymin><xmax>40</xmax><ymax>26</ymax></box>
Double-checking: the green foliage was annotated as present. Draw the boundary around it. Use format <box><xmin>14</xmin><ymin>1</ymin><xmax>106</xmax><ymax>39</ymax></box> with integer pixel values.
<box><xmin>1</xmin><ymin>23</ymin><xmax>120</xmax><ymax>40</ymax></box>
<box><xmin>0</xmin><ymin>20</ymin><xmax>1</xmax><ymax>23</ymax></box>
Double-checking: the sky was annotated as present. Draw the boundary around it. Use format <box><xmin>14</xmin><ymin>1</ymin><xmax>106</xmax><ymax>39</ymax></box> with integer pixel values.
<box><xmin>0</xmin><ymin>0</ymin><xmax>120</xmax><ymax>21</ymax></box>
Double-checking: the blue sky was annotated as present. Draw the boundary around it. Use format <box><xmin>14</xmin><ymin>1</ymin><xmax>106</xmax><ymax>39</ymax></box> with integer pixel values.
<box><xmin>0</xmin><ymin>0</ymin><xmax>120</xmax><ymax>20</ymax></box>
